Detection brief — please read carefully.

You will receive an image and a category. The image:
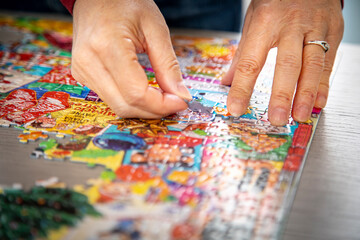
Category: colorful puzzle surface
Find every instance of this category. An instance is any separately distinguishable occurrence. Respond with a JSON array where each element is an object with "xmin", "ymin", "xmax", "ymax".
[{"xmin": 0, "ymin": 16, "xmax": 323, "ymax": 240}]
